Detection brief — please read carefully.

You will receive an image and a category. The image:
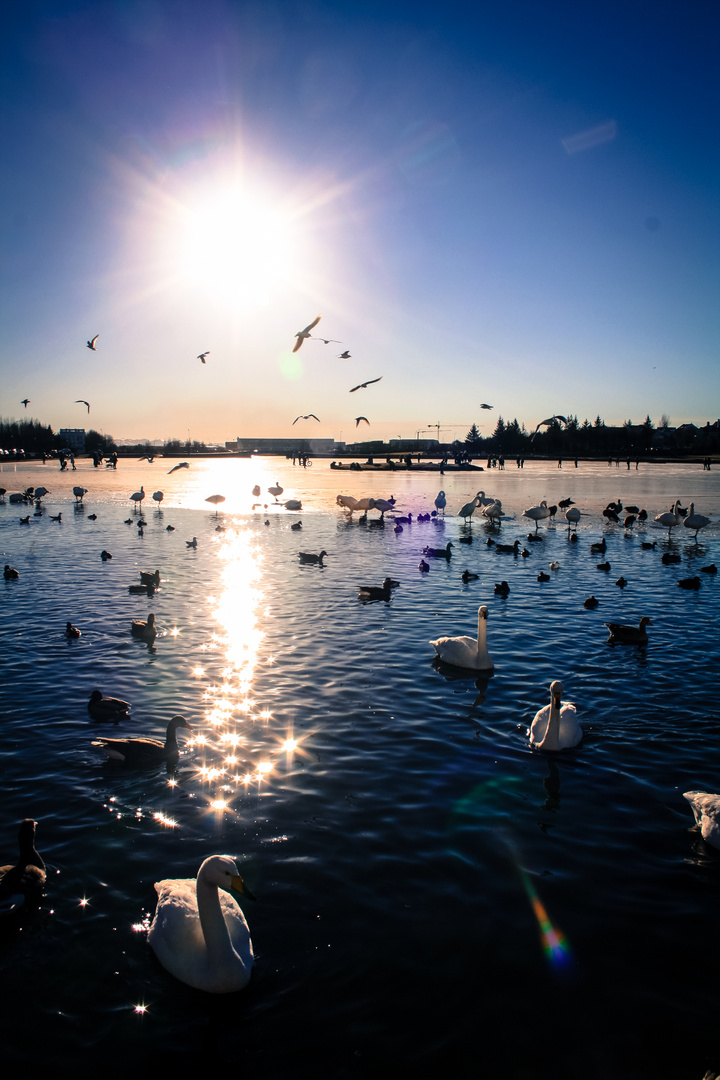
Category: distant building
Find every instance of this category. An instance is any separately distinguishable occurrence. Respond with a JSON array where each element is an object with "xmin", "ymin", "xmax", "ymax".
[
  {"xmin": 226, "ymin": 437, "xmax": 338, "ymax": 455},
  {"xmin": 58, "ymin": 428, "xmax": 86, "ymax": 452}
]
